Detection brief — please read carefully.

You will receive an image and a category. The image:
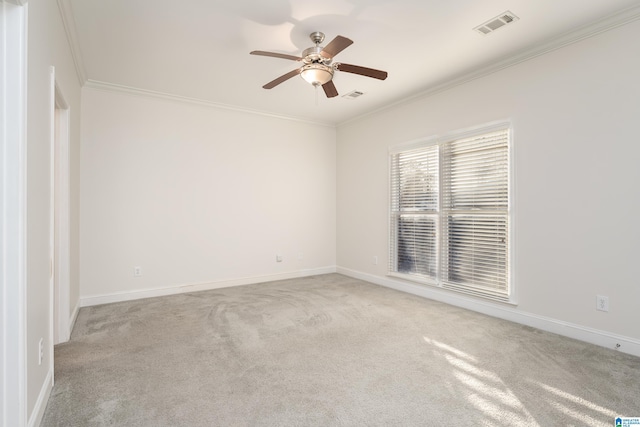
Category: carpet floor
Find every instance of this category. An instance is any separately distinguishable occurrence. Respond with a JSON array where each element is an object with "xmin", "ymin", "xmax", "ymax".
[{"xmin": 42, "ymin": 274, "xmax": 640, "ymax": 426}]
